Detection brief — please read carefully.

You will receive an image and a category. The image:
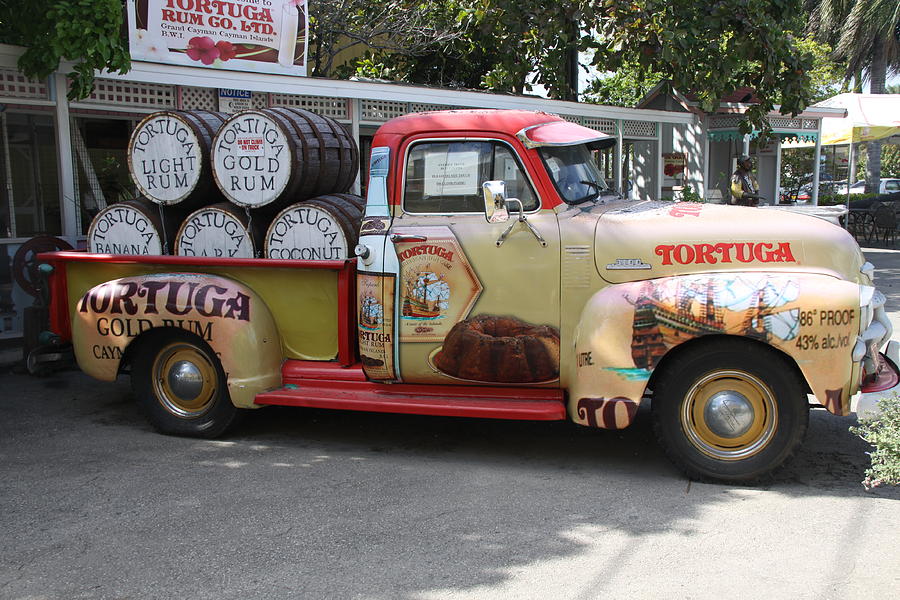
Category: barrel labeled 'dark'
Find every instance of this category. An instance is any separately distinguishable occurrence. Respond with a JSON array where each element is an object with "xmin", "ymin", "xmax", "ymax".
[
  {"xmin": 265, "ymin": 194, "xmax": 364, "ymax": 261},
  {"xmin": 128, "ymin": 110, "xmax": 227, "ymax": 208},
  {"xmin": 87, "ymin": 198, "xmax": 176, "ymax": 255},
  {"xmin": 211, "ymin": 107, "xmax": 359, "ymax": 211},
  {"xmin": 174, "ymin": 203, "xmax": 261, "ymax": 259}
]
